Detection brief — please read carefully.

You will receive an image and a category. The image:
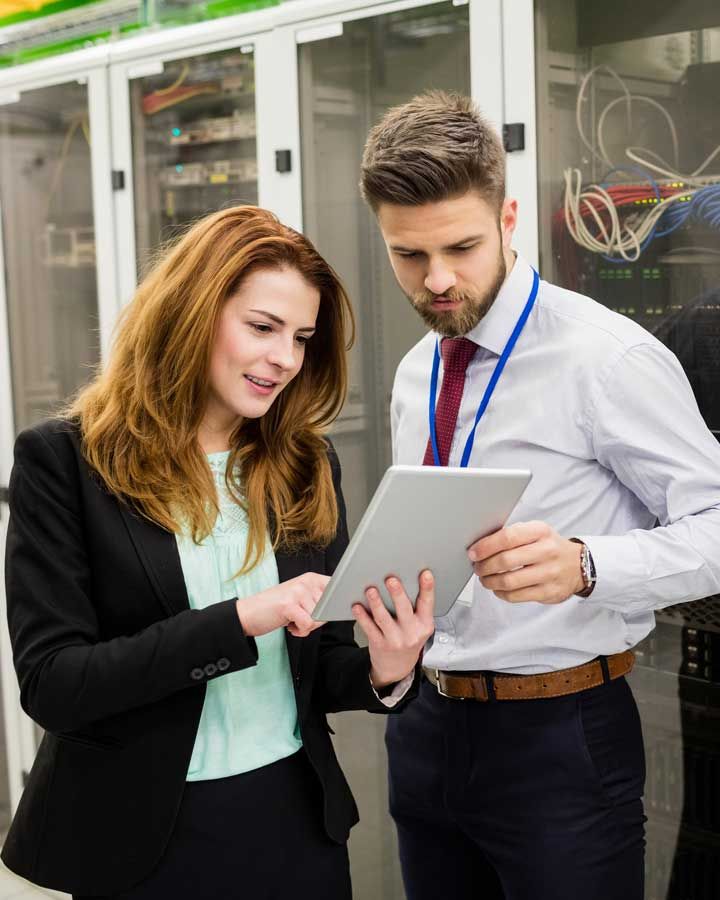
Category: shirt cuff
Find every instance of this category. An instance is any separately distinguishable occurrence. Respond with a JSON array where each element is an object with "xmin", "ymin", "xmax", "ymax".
[
  {"xmin": 369, "ymin": 671, "xmax": 415, "ymax": 708},
  {"xmin": 575, "ymin": 533, "xmax": 647, "ymax": 609}
]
